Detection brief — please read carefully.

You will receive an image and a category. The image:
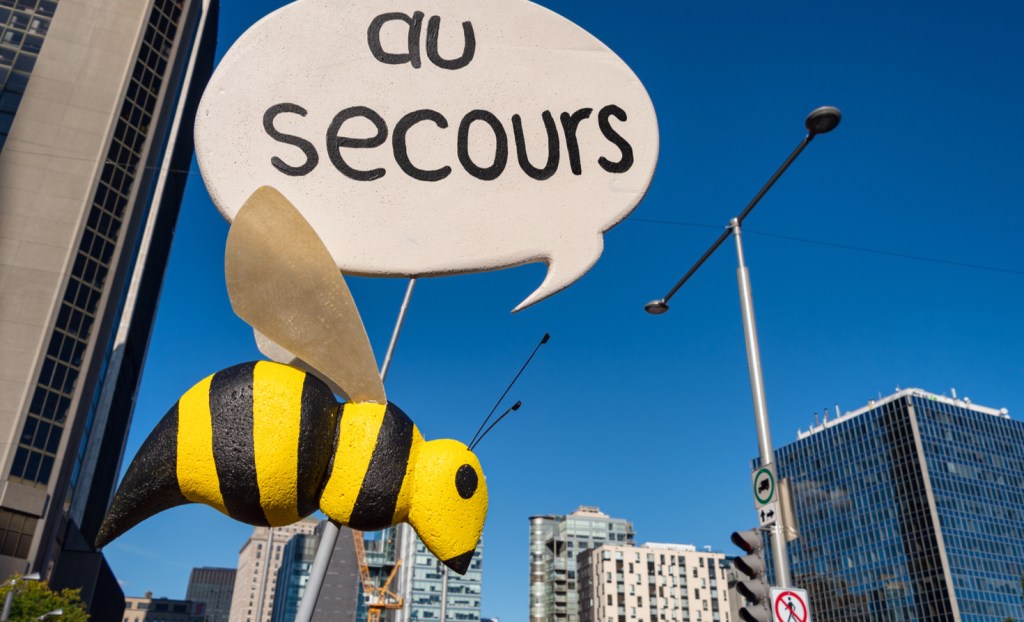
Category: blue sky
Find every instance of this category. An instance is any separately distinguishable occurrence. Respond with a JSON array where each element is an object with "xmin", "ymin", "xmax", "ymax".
[{"xmin": 103, "ymin": 0, "xmax": 1024, "ymax": 619}]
